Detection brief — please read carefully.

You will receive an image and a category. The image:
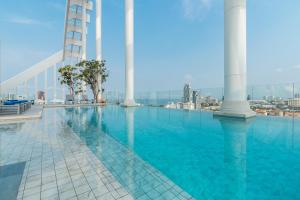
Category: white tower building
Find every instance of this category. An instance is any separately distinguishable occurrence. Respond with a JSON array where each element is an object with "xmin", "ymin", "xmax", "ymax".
[
  {"xmin": 215, "ymin": 0, "xmax": 255, "ymax": 118},
  {"xmin": 123, "ymin": 0, "xmax": 137, "ymax": 107},
  {"xmin": 63, "ymin": 0, "xmax": 93, "ymax": 60},
  {"xmin": 0, "ymin": 0, "xmax": 94, "ymax": 100}
]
